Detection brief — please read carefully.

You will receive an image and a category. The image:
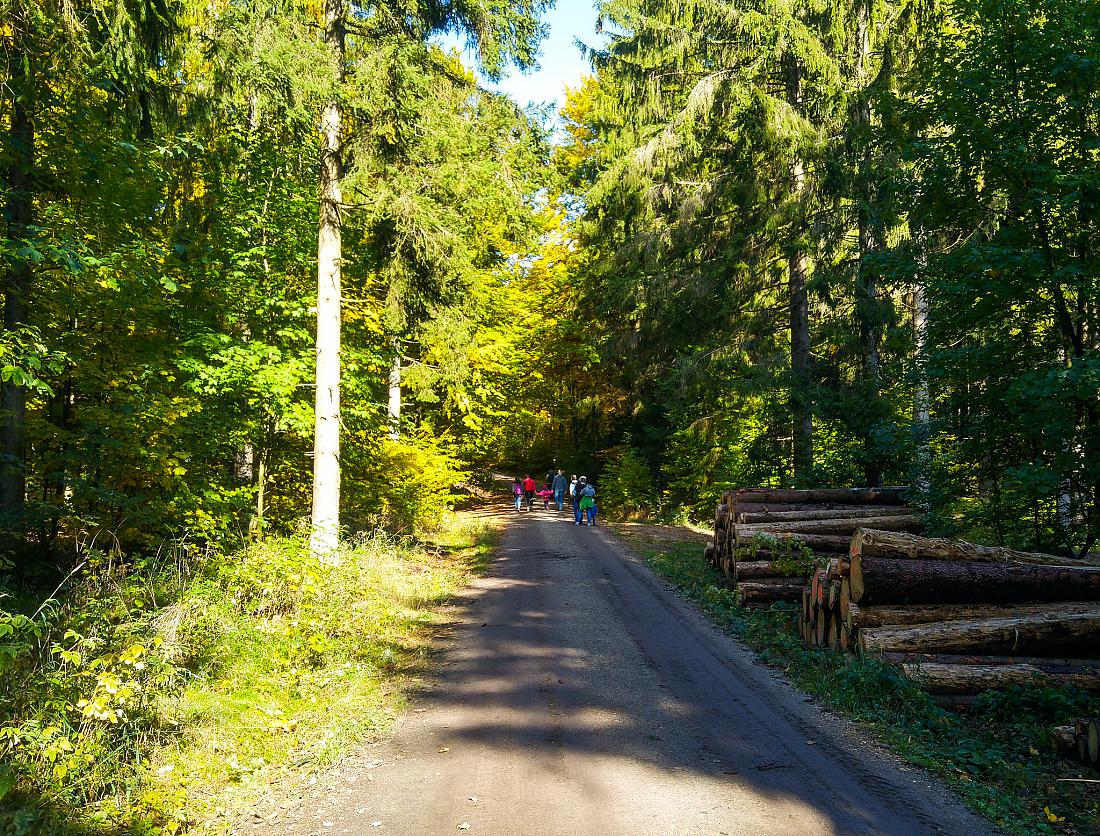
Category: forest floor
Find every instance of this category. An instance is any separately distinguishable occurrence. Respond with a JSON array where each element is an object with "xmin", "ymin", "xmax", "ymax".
[{"xmin": 253, "ymin": 504, "xmax": 990, "ymax": 836}]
